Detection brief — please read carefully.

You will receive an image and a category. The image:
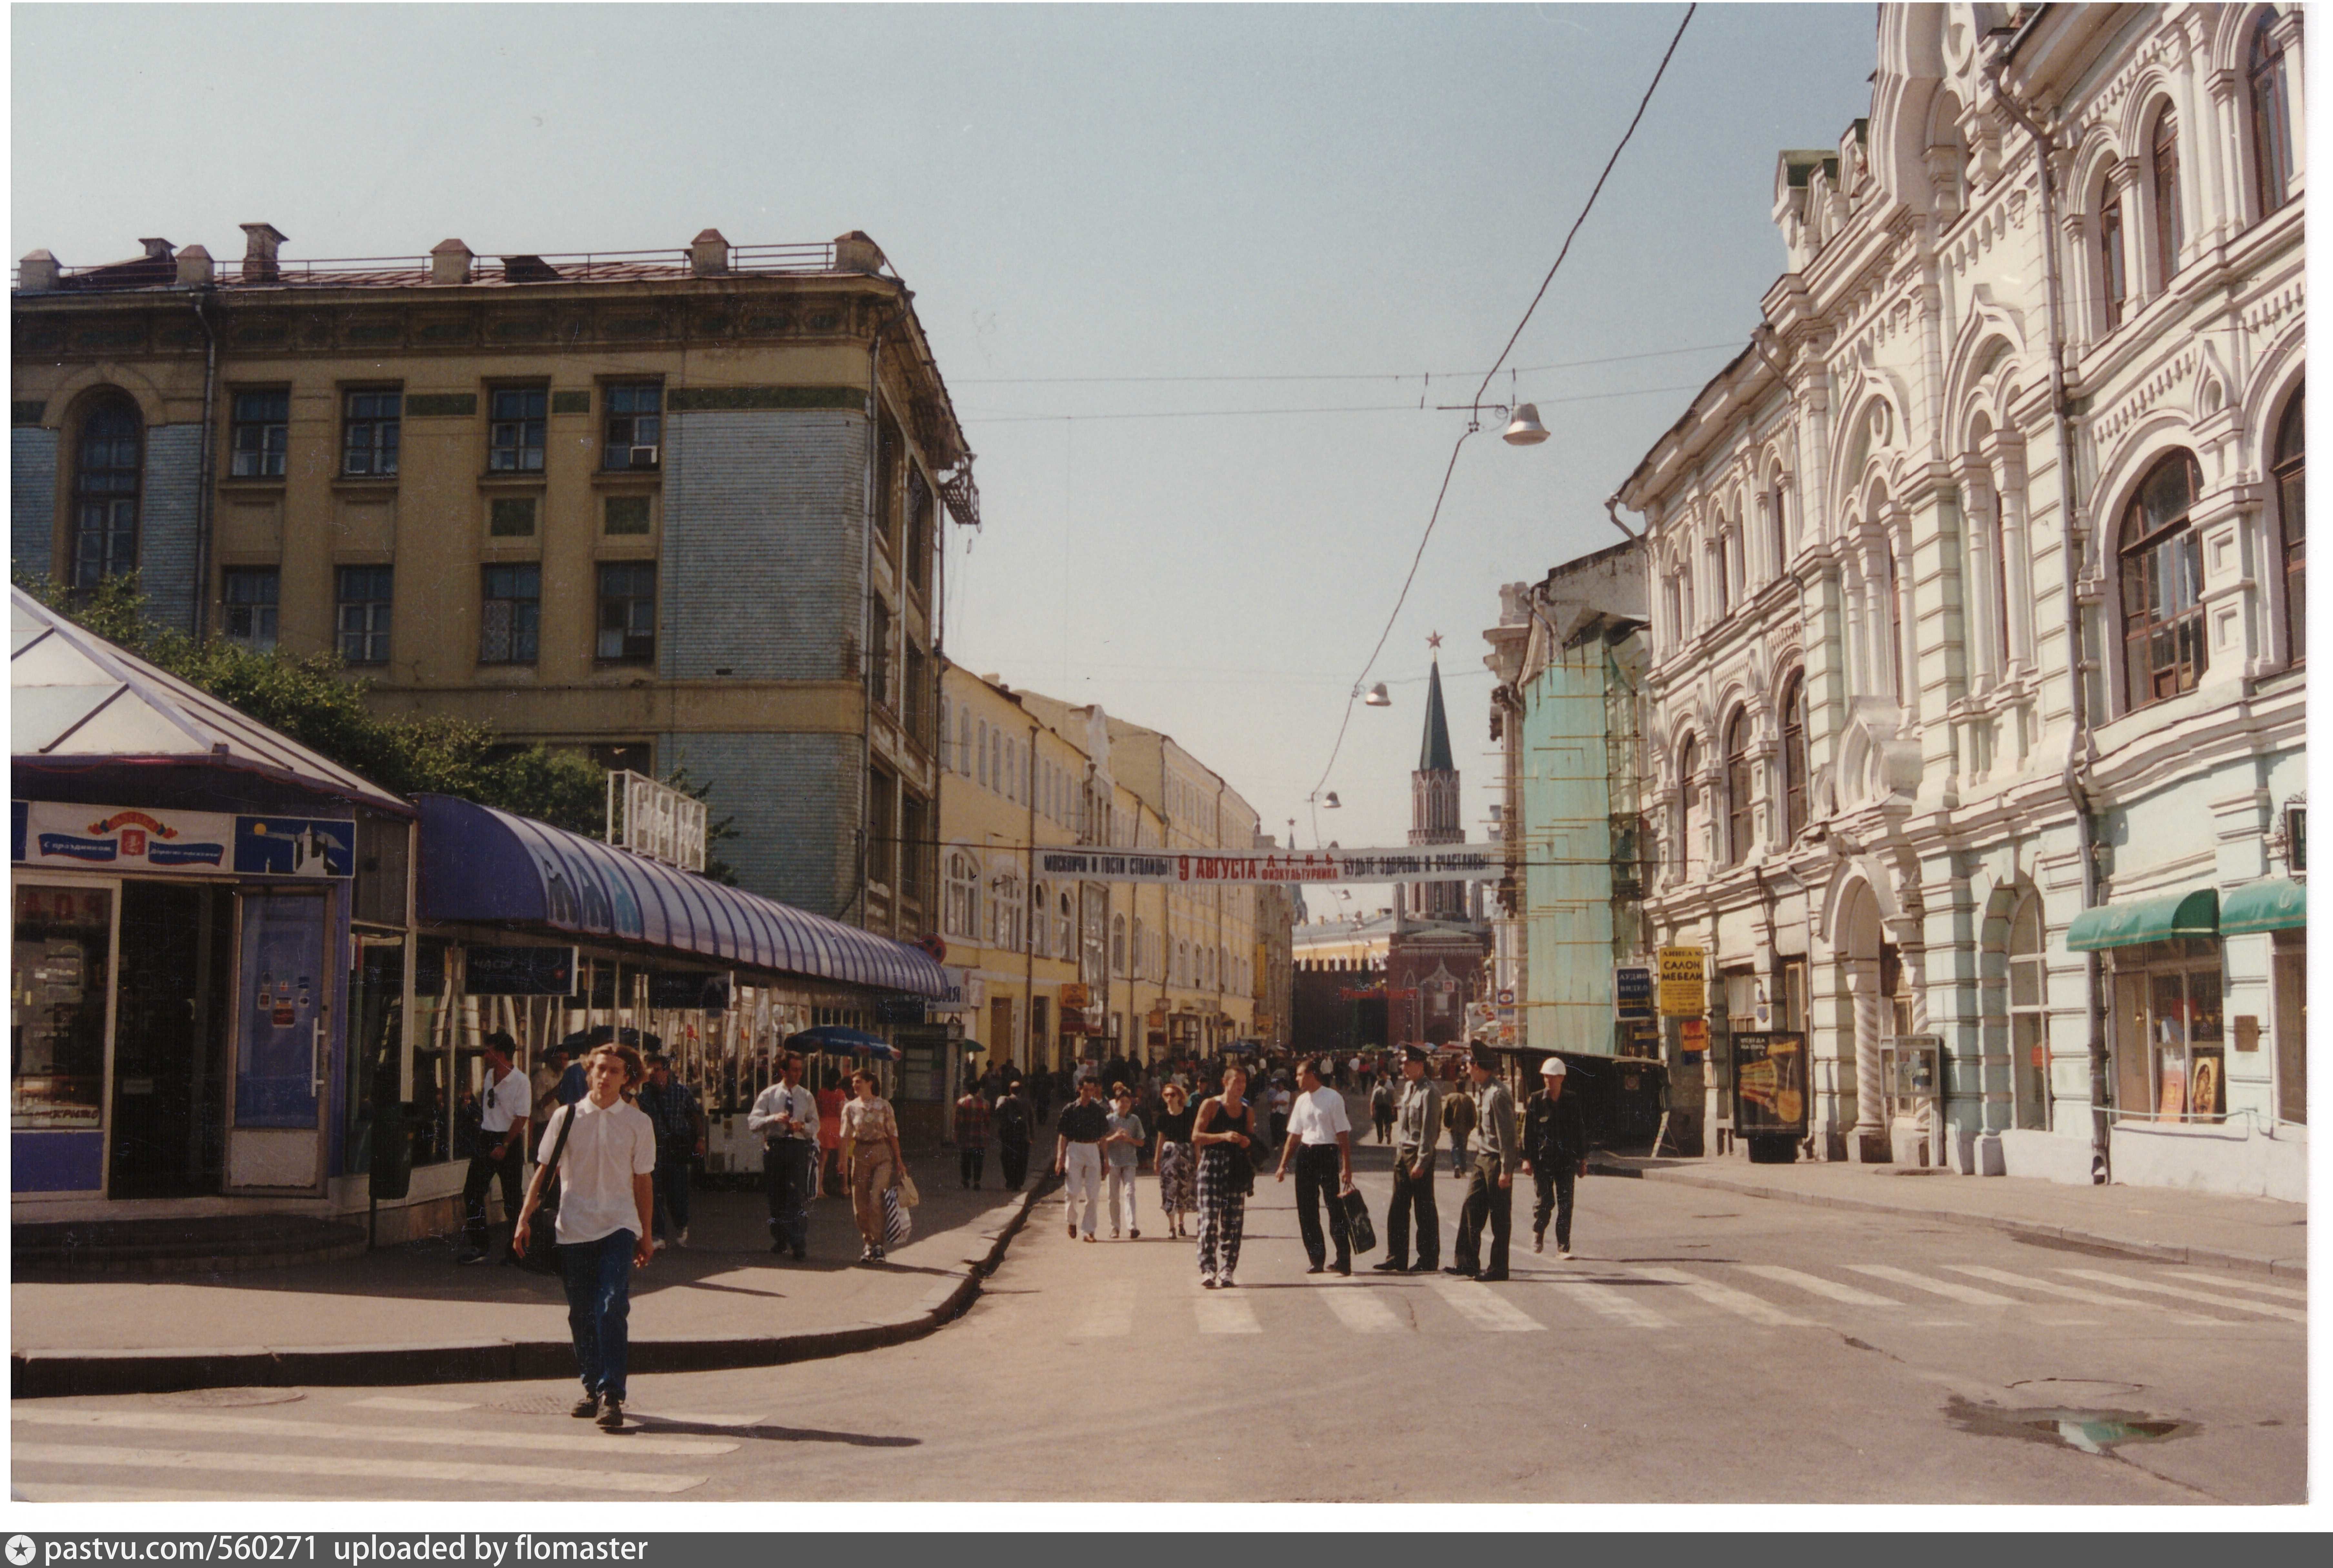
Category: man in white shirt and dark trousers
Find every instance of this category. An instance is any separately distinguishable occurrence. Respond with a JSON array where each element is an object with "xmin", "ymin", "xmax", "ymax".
[
  {"xmin": 1274, "ymin": 1057, "xmax": 1354, "ymax": 1275},
  {"xmin": 747, "ymin": 1052, "xmax": 819, "ymax": 1260},
  {"xmin": 514, "ymin": 1042, "xmax": 658, "ymax": 1433},
  {"xmin": 457, "ymin": 1033, "xmax": 532, "ymax": 1265}
]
